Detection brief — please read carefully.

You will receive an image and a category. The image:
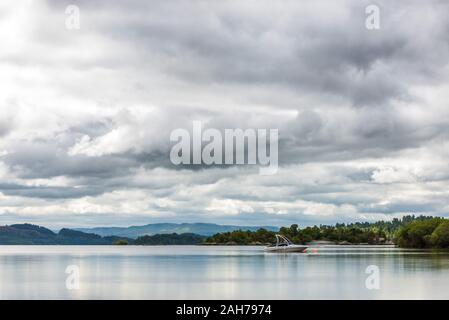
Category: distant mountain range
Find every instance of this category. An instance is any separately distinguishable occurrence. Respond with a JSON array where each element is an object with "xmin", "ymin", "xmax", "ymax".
[
  {"xmin": 0, "ymin": 223, "xmax": 278, "ymax": 245},
  {"xmin": 75, "ymin": 223, "xmax": 279, "ymax": 239},
  {"xmin": 0, "ymin": 224, "xmax": 132, "ymax": 245}
]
